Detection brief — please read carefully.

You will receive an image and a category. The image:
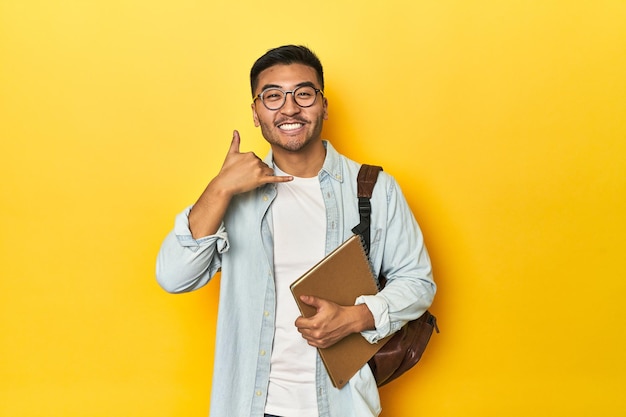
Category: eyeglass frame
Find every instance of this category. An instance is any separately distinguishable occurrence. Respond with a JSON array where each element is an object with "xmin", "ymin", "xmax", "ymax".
[{"xmin": 252, "ymin": 84, "xmax": 324, "ymax": 111}]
